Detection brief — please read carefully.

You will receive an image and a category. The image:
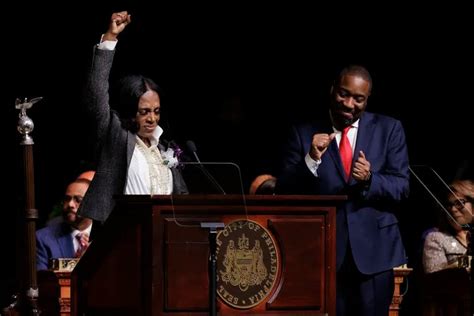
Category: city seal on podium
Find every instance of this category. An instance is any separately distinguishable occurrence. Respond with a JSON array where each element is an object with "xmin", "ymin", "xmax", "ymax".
[{"xmin": 216, "ymin": 219, "xmax": 279, "ymax": 309}]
